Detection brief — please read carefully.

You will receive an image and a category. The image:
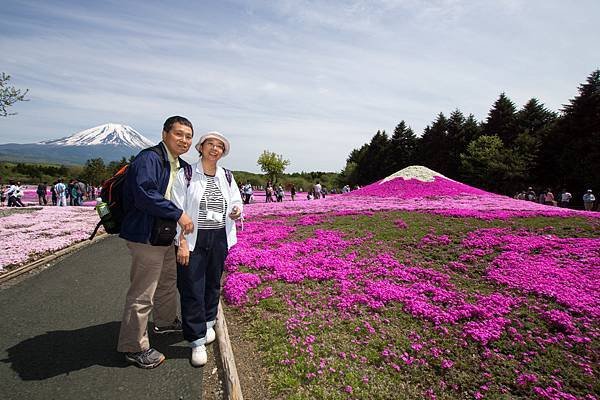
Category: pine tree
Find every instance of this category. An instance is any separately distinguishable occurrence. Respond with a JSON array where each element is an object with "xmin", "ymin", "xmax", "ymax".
[
  {"xmin": 446, "ymin": 109, "xmax": 468, "ymax": 178},
  {"xmin": 415, "ymin": 113, "xmax": 450, "ymax": 174},
  {"xmin": 514, "ymin": 98, "xmax": 557, "ymax": 188},
  {"xmin": 482, "ymin": 93, "xmax": 518, "ymax": 145},
  {"xmin": 516, "ymin": 98, "xmax": 557, "ymax": 137},
  {"xmin": 463, "ymin": 114, "xmax": 481, "ymax": 144},
  {"xmin": 340, "ymin": 144, "xmax": 368, "ymax": 186},
  {"xmin": 355, "ymin": 130, "xmax": 390, "ymax": 185},
  {"xmin": 386, "ymin": 121, "xmax": 417, "ymax": 175}
]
